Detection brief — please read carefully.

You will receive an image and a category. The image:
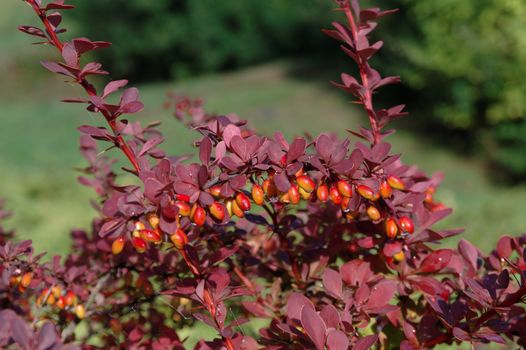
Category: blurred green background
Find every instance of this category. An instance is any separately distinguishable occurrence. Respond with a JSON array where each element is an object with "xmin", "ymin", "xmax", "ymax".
[{"xmin": 1, "ymin": 0, "xmax": 526, "ymax": 260}]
